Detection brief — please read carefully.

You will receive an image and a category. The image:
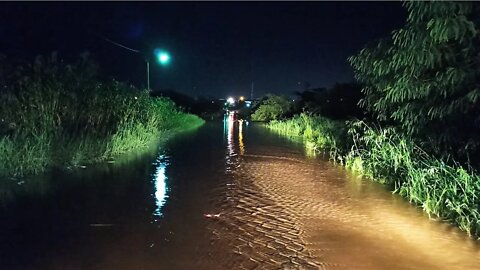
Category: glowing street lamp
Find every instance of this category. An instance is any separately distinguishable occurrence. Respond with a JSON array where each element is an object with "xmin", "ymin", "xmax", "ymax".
[
  {"xmin": 154, "ymin": 49, "xmax": 171, "ymax": 66},
  {"xmin": 146, "ymin": 49, "xmax": 172, "ymax": 90},
  {"xmin": 96, "ymin": 35, "xmax": 173, "ymax": 91},
  {"xmin": 227, "ymin": 97, "xmax": 235, "ymax": 104}
]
